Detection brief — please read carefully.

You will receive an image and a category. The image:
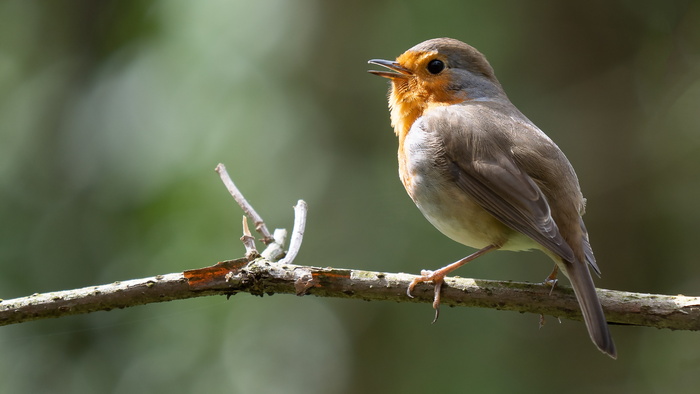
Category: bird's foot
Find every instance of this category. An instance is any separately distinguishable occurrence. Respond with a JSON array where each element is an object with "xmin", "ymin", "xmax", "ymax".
[
  {"xmin": 408, "ymin": 269, "xmax": 447, "ymax": 323},
  {"xmin": 544, "ymin": 277, "xmax": 558, "ymax": 295},
  {"xmin": 405, "ymin": 245, "xmax": 500, "ymax": 324},
  {"xmin": 543, "ymin": 265, "xmax": 559, "ymax": 295}
]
